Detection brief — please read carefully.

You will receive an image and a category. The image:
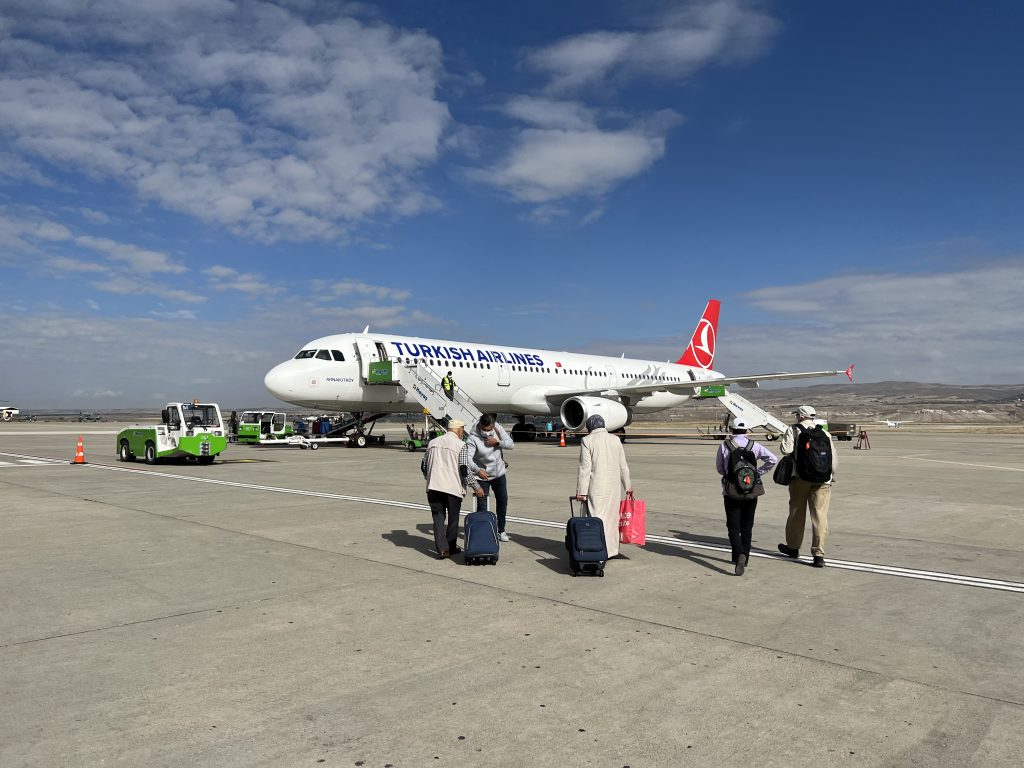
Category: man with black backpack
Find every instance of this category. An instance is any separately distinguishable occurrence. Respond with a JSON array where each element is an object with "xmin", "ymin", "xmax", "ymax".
[
  {"xmin": 716, "ymin": 416, "xmax": 777, "ymax": 576},
  {"xmin": 778, "ymin": 405, "xmax": 837, "ymax": 568}
]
